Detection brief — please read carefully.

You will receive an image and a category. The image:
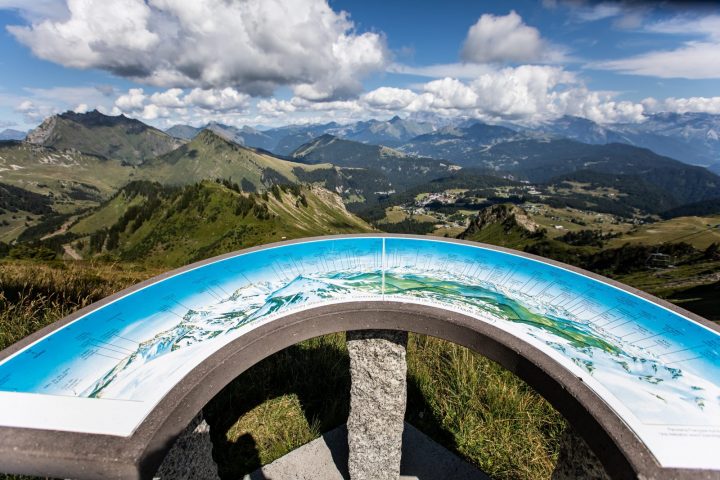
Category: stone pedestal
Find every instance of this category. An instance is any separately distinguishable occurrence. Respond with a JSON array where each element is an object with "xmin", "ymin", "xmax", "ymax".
[
  {"xmin": 346, "ymin": 330, "xmax": 409, "ymax": 480},
  {"xmin": 551, "ymin": 427, "xmax": 610, "ymax": 480},
  {"xmin": 154, "ymin": 412, "xmax": 220, "ymax": 480}
]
